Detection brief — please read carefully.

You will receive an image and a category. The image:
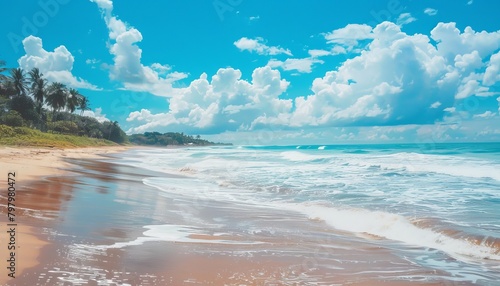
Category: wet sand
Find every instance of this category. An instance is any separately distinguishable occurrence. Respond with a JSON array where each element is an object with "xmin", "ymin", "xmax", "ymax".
[
  {"xmin": 0, "ymin": 146, "xmax": 132, "ymax": 285},
  {"xmin": 0, "ymin": 147, "xmax": 479, "ymax": 285}
]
